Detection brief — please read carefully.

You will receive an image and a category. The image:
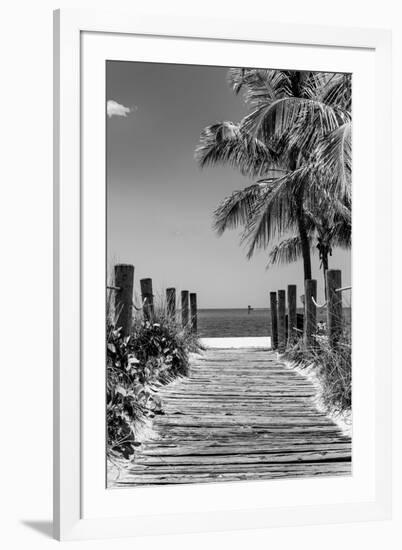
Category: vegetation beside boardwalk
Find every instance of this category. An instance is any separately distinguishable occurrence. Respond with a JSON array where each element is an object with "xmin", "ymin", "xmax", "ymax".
[
  {"xmin": 107, "ymin": 304, "xmax": 200, "ymax": 464},
  {"xmin": 284, "ymin": 326, "xmax": 351, "ymax": 415}
]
